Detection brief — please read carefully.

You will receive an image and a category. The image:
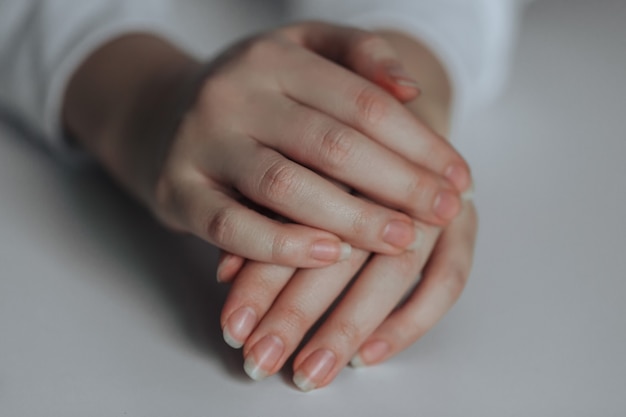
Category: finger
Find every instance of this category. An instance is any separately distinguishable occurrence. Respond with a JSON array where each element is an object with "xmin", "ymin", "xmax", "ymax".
[
  {"xmin": 164, "ymin": 174, "xmax": 352, "ymax": 267},
  {"xmin": 288, "ymin": 225, "xmax": 441, "ymax": 391},
  {"xmin": 351, "ymin": 203, "xmax": 478, "ymax": 368},
  {"xmin": 281, "ymin": 22, "xmax": 420, "ymax": 102},
  {"xmin": 216, "ymin": 251, "xmax": 245, "ymax": 283},
  {"xmin": 236, "ymin": 248, "xmax": 370, "ymax": 381},
  {"xmin": 276, "ymin": 42, "xmax": 472, "ymax": 192},
  {"xmin": 221, "ymin": 262, "xmax": 297, "ymax": 349},
  {"xmin": 248, "ymin": 93, "xmax": 462, "ymax": 225},
  {"xmin": 205, "ymin": 135, "xmax": 422, "ymax": 254}
]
